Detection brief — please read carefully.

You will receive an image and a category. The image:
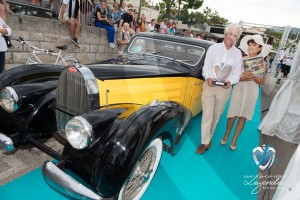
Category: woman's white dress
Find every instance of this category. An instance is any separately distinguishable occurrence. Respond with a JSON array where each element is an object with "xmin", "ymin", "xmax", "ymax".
[{"xmin": 227, "ymin": 75, "xmax": 259, "ymax": 120}]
